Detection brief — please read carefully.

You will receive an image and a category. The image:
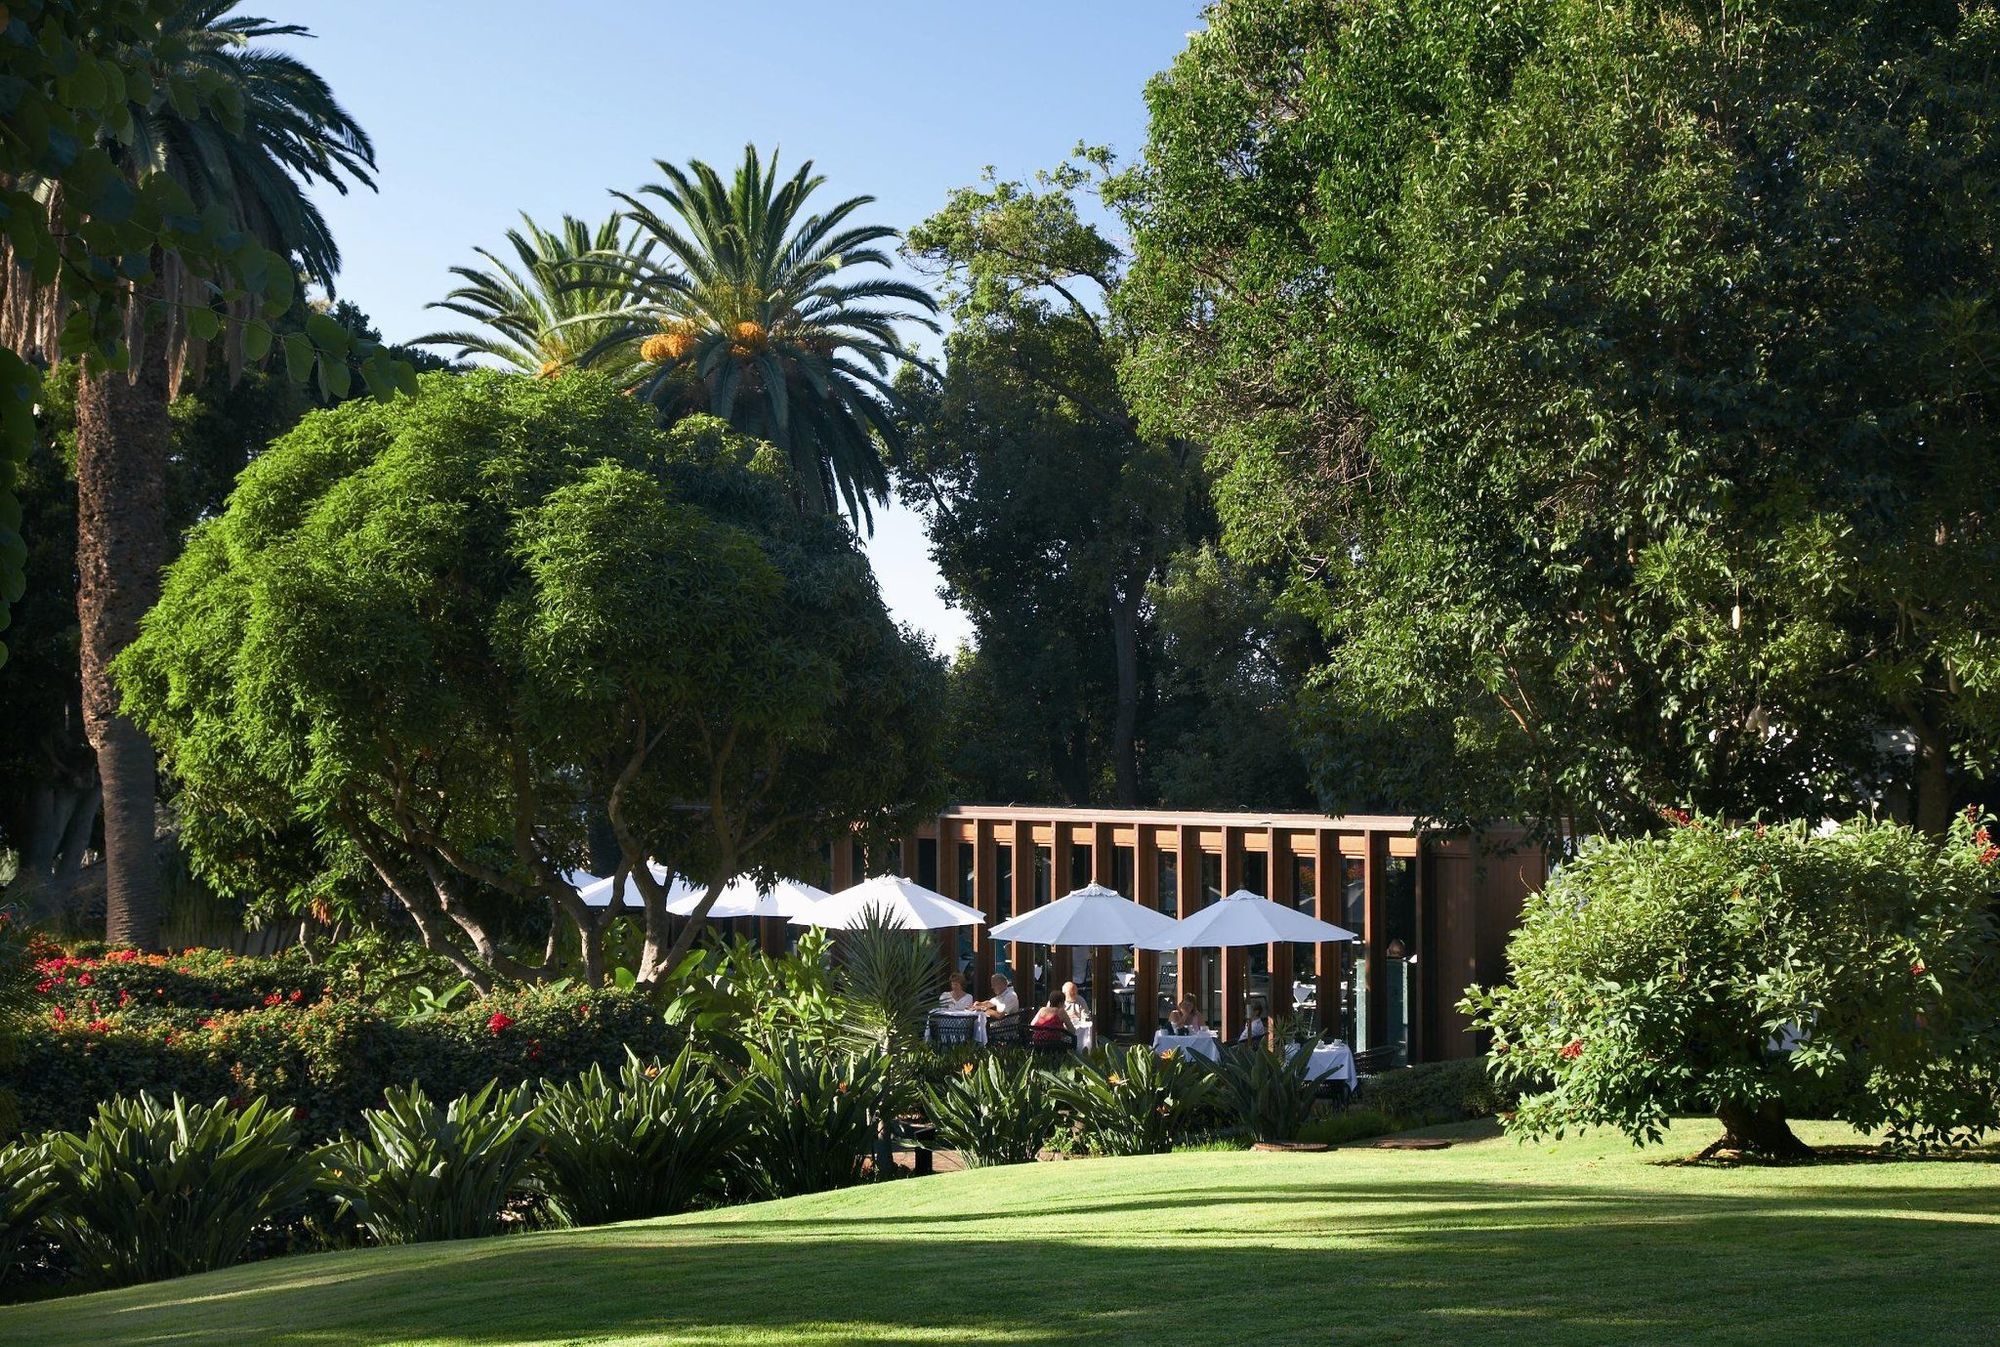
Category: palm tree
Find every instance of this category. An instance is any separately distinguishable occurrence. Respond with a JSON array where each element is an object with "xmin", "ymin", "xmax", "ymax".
[
  {"xmin": 580, "ymin": 145, "xmax": 938, "ymax": 526},
  {"xmin": 418, "ymin": 213, "xmax": 644, "ymax": 377},
  {"xmin": 32, "ymin": 5, "xmax": 374, "ymax": 947}
]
